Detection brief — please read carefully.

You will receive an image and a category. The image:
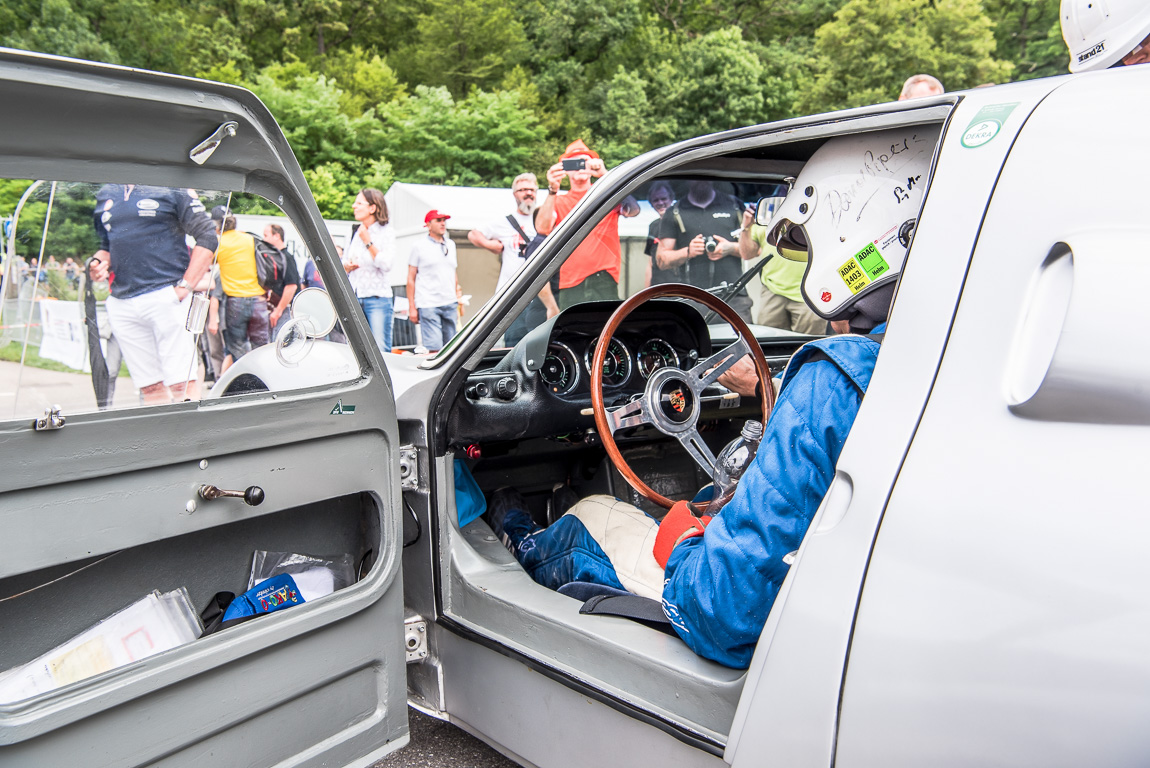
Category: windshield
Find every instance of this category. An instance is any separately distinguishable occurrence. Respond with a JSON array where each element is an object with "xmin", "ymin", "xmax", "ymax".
[{"xmin": 441, "ymin": 175, "xmax": 817, "ymax": 355}]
